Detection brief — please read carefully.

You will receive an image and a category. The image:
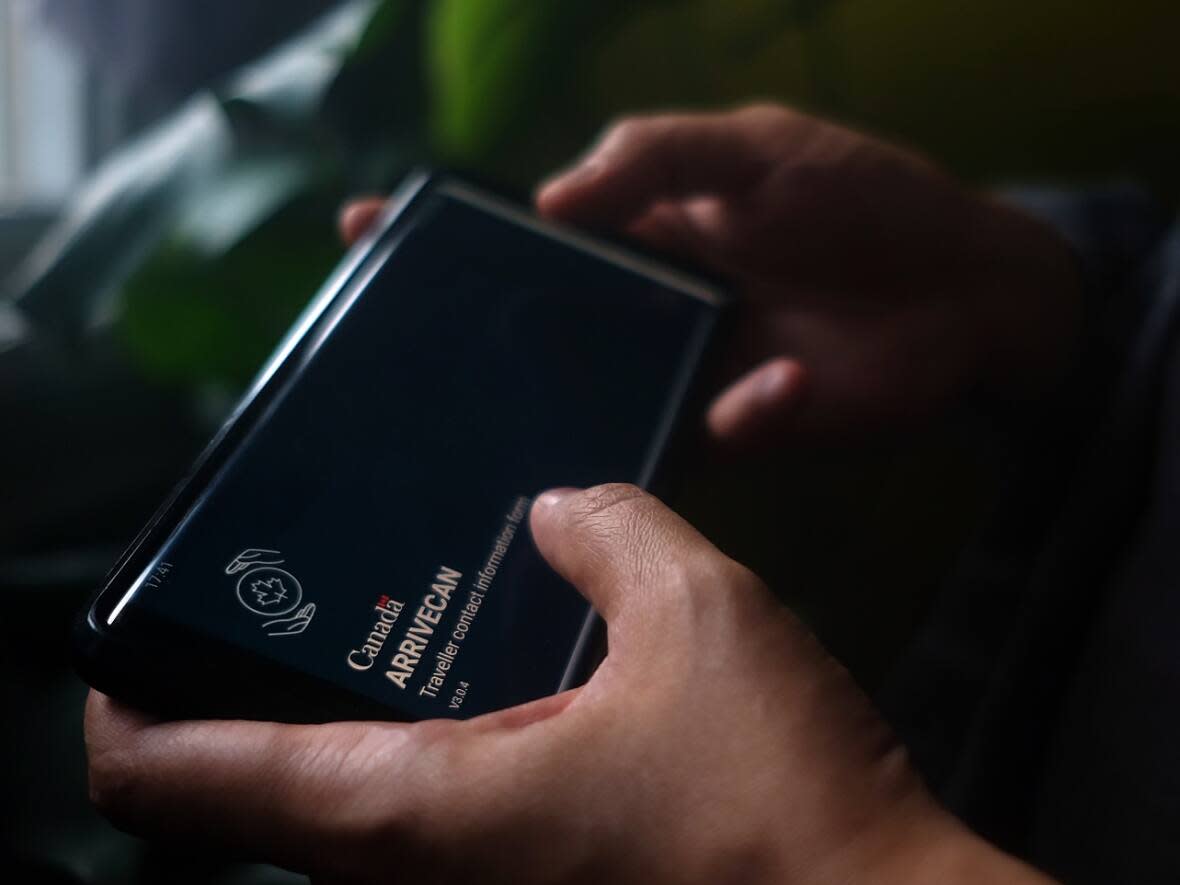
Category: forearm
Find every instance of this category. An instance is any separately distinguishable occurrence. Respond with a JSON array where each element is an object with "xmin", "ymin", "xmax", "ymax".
[{"xmin": 976, "ymin": 187, "xmax": 1175, "ymax": 406}]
